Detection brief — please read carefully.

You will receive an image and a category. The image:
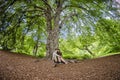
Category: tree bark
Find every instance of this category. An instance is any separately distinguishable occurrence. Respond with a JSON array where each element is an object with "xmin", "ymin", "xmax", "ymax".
[
  {"xmin": 45, "ymin": 0, "xmax": 63, "ymax": 59},
  {"xmin": 45, "ymin": 15, "xmax": 60, "ymax": 59}
]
